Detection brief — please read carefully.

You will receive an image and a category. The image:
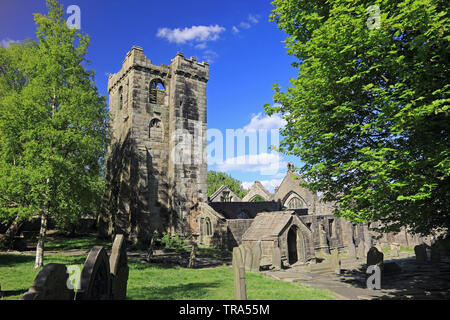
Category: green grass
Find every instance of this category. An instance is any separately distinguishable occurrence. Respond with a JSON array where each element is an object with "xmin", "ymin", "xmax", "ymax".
[
  {"xmin": 44, "ymin": 235, "xmax": 111, "ymax": 251},
  {"xmin": 0, "ymin": 253, "xmax": 336, "ymax": 300}
]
